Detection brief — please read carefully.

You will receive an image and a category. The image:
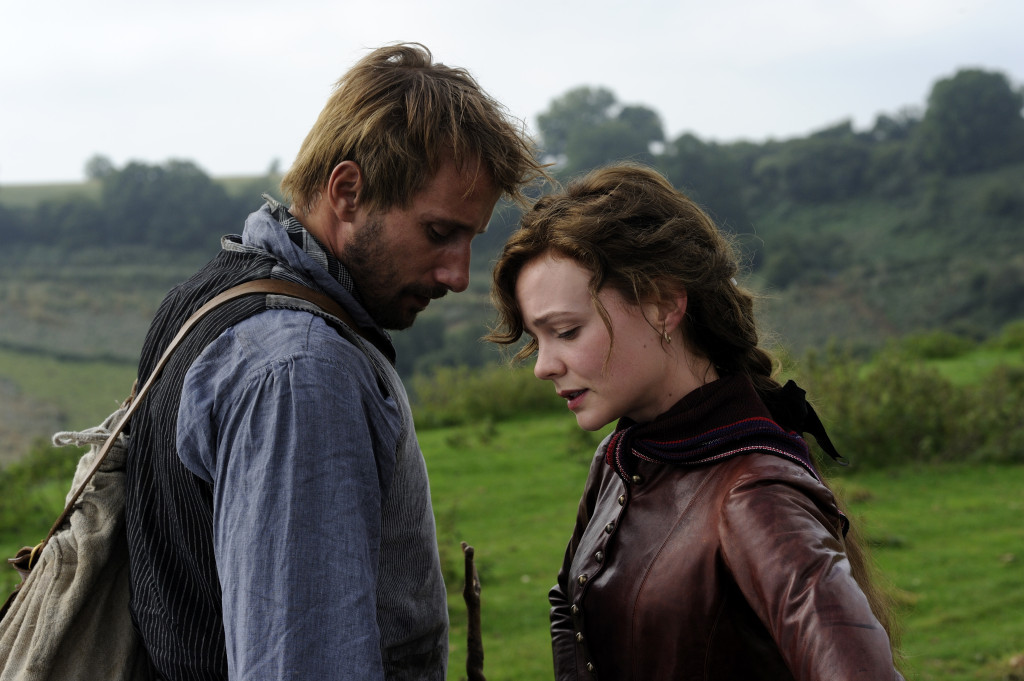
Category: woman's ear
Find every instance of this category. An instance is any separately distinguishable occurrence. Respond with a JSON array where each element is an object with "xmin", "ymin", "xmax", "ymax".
[
  {"xmin": 658, "ymin": 290, "xmax": 688, "ymax": 338},
  {"xmin": 326, "ymin": 160, "xmax": 363, "ymax": 222}
]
